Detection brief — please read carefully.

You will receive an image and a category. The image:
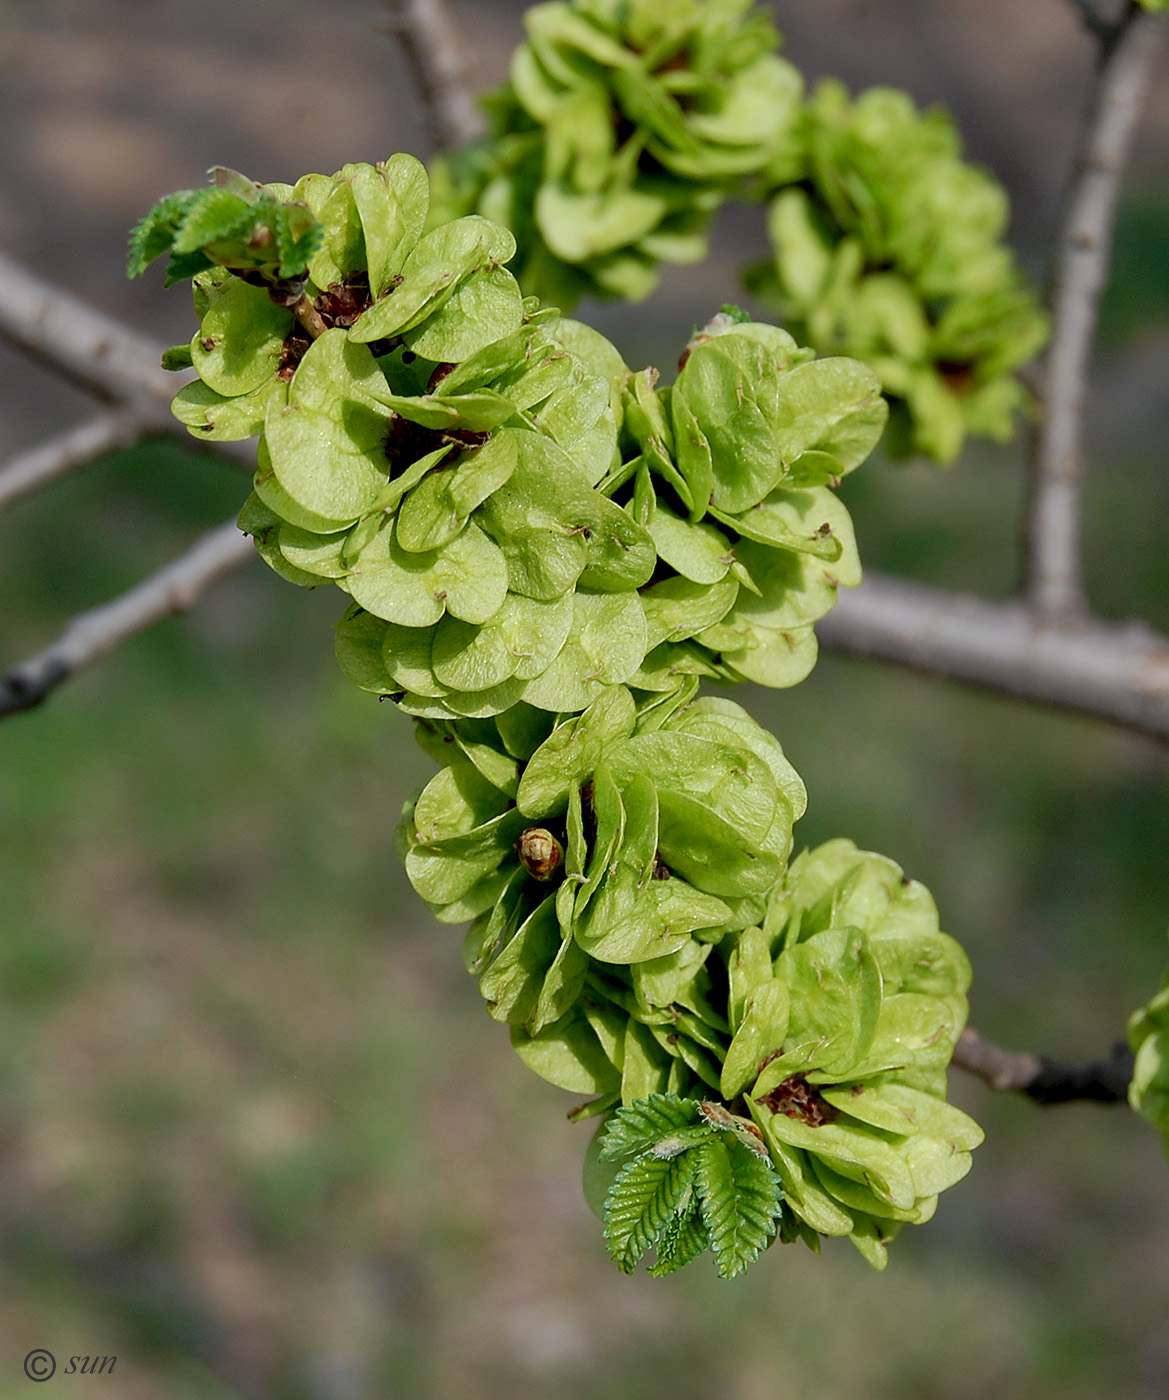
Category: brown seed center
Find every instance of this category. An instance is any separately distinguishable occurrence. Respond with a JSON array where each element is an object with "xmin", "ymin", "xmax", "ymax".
[{"xmin": 518, "ymin": 828, "xmax": 564, "ymax": 881}]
